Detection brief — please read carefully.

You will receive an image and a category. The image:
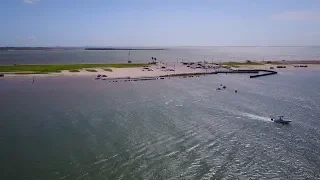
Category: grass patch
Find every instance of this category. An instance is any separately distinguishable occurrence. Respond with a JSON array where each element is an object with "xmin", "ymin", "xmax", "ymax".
[
  {"xmin": 69, "ymin": 69, "xmax": 80, "ymax": 72},
  {"xmin": 14, "ymin": 72, "xmax": 49, "ymax": 75},
  {"xmin": 0, "ymin": 63, "xmax": 147, "ymax": 73},
  {"xmin": 85, "ymin": 69, "xmax": 97, "ymax": 72},
  {"xmin": 104, "ymin": 68, "xmax": 113, "ymax": 72}
]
